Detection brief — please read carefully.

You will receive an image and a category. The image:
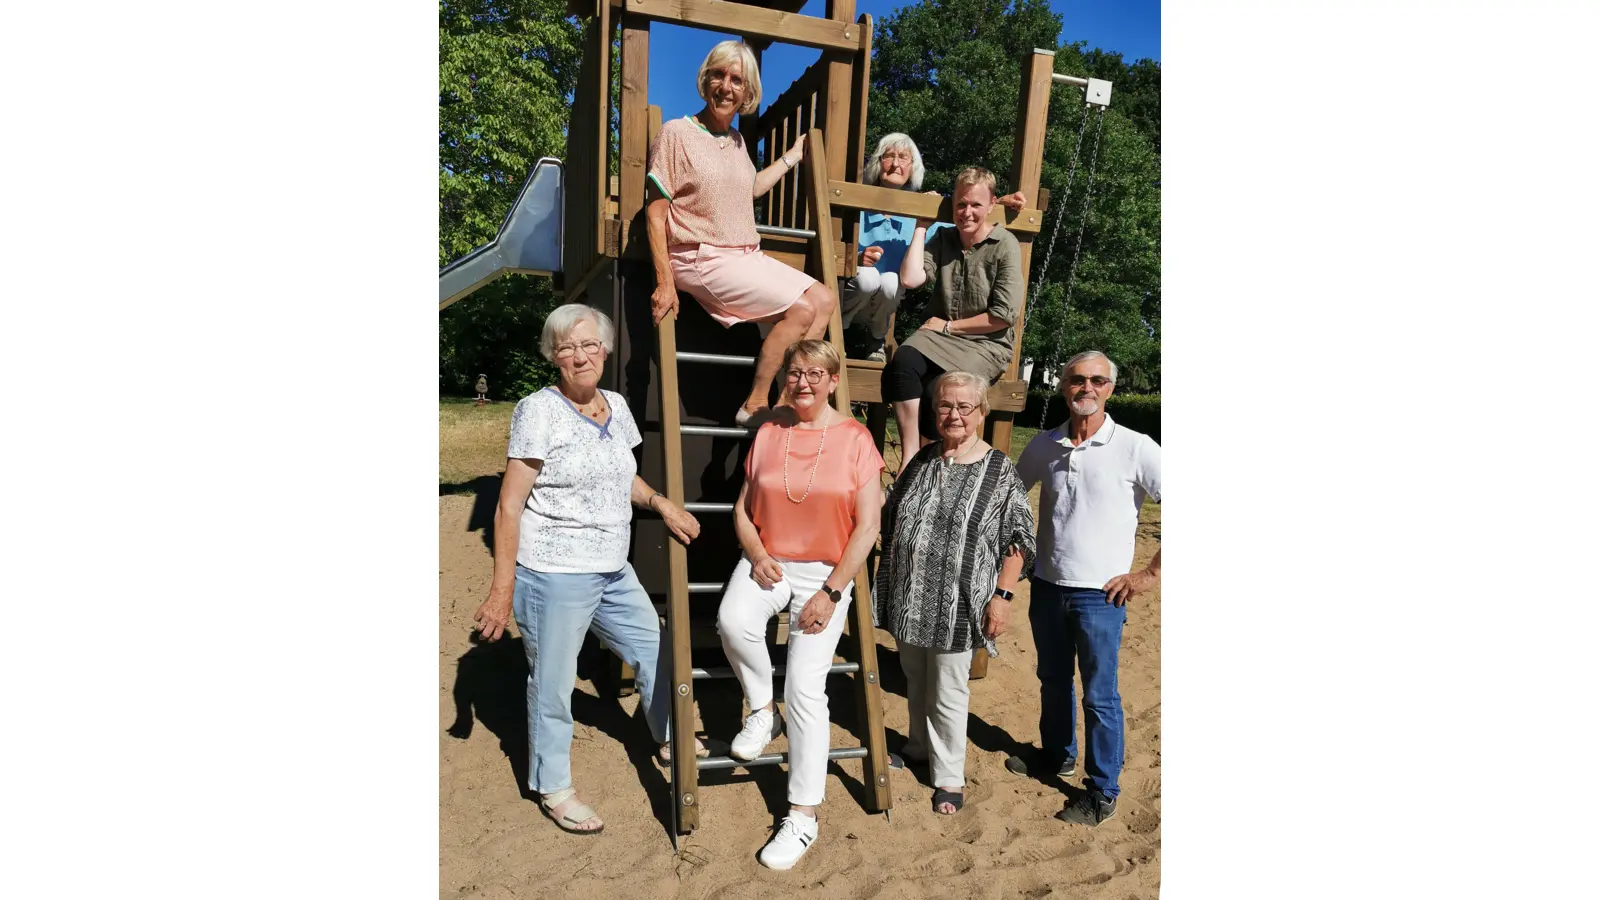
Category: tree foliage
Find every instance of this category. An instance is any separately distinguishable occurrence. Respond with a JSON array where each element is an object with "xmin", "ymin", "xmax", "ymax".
[
  {"xmin": 870, "ymin": 0, "xmax": 1161, "ymax": 391},
  {"xmin": 438, "ymin": 0, "xmax": 579, "ymax": 398}
]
